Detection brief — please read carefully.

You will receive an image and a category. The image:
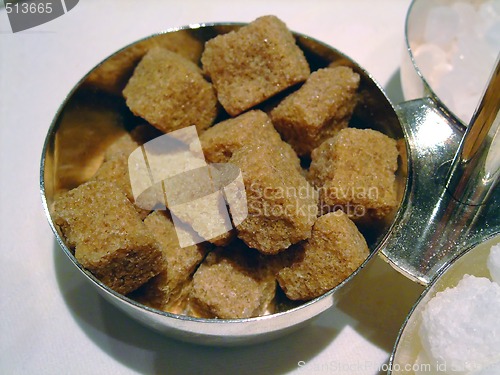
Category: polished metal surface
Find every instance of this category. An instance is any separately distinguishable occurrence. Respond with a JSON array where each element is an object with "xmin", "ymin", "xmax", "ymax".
[
  {"xmin": 445, "ymin": 58, "xmax": 500, "ymax": 206},
  {"xmin": 379, "ymin": 97, "xmax": 500, "ymax": 285},
  {"xmin": 40, "ymin": 24, "xmax": 407, "ymax": 345}
]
